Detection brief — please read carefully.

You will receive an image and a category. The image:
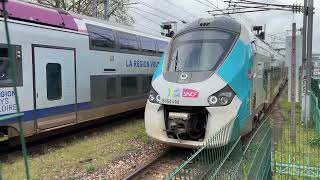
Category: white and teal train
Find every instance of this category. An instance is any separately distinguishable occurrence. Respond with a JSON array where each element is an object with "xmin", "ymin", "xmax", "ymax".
[{"xmin": 145, "ymin": 17, "xmax": 286, "ymax": 148}]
